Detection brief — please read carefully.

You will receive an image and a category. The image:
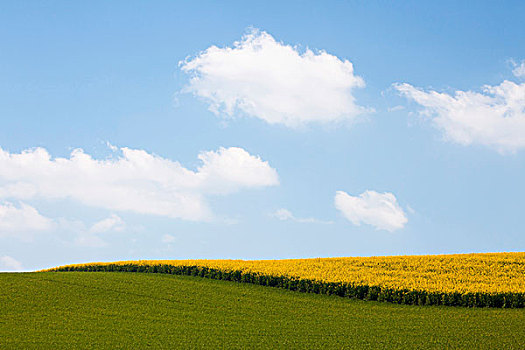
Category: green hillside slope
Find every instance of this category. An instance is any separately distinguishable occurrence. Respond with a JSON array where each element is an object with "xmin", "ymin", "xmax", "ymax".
[{"xmin": 1, "ymin": 272, "xmax": 524, "ymax": 349}]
